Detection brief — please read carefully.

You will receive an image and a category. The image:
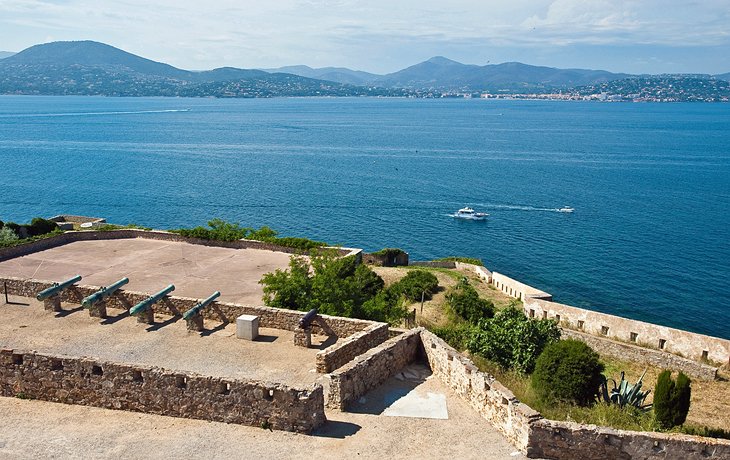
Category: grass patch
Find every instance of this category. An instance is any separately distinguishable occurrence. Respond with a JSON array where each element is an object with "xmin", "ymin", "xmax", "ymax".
[{"xmin": 433, "ymin": 256, "xmax": 484, "ymax": 266}]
